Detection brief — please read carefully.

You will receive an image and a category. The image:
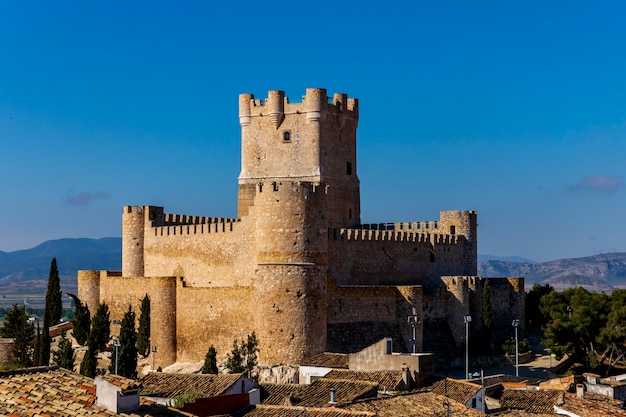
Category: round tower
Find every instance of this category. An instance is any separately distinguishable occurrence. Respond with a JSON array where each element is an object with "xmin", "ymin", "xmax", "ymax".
[
  {"xmin": 253, "ymin": 181, "xmax": 329, "ymax": 365},
  {"xmin": 77, "ymin": 270, "xmax": 101, "ymax": 317},
  {"xmin": 122, "ymin": 206, "xmax": 145, "ymax": 277}
]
